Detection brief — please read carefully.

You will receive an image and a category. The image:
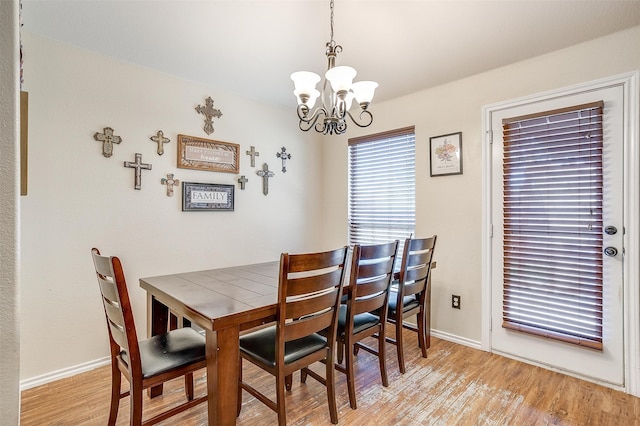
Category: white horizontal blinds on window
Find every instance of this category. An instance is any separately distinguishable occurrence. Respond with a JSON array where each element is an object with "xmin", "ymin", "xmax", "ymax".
[
  {"xmin": 502, "ymin": 101, "xmax": 604, "ymax": 350},
  {"xmin": 348, "ymin": 127, "xmax": 415, "ymax": 250}
]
